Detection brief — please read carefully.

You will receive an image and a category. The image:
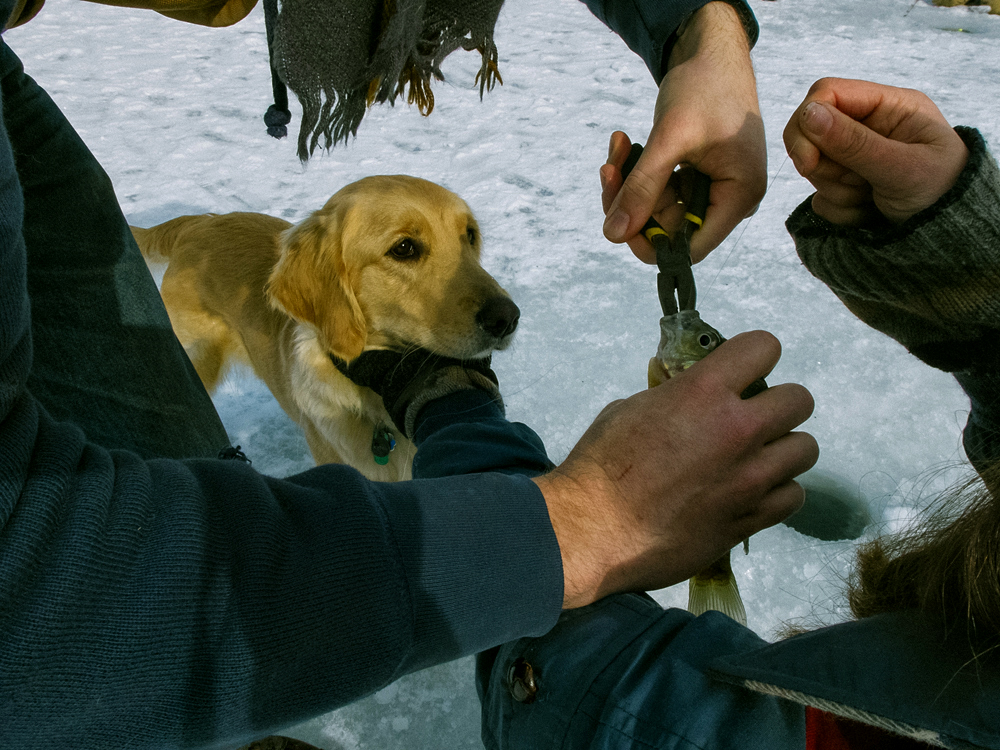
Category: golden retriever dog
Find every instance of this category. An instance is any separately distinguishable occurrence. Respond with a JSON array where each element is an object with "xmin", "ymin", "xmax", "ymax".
[{"xmin": 131, "ymin": 175, "xmax": 519, "ymax": 481}]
